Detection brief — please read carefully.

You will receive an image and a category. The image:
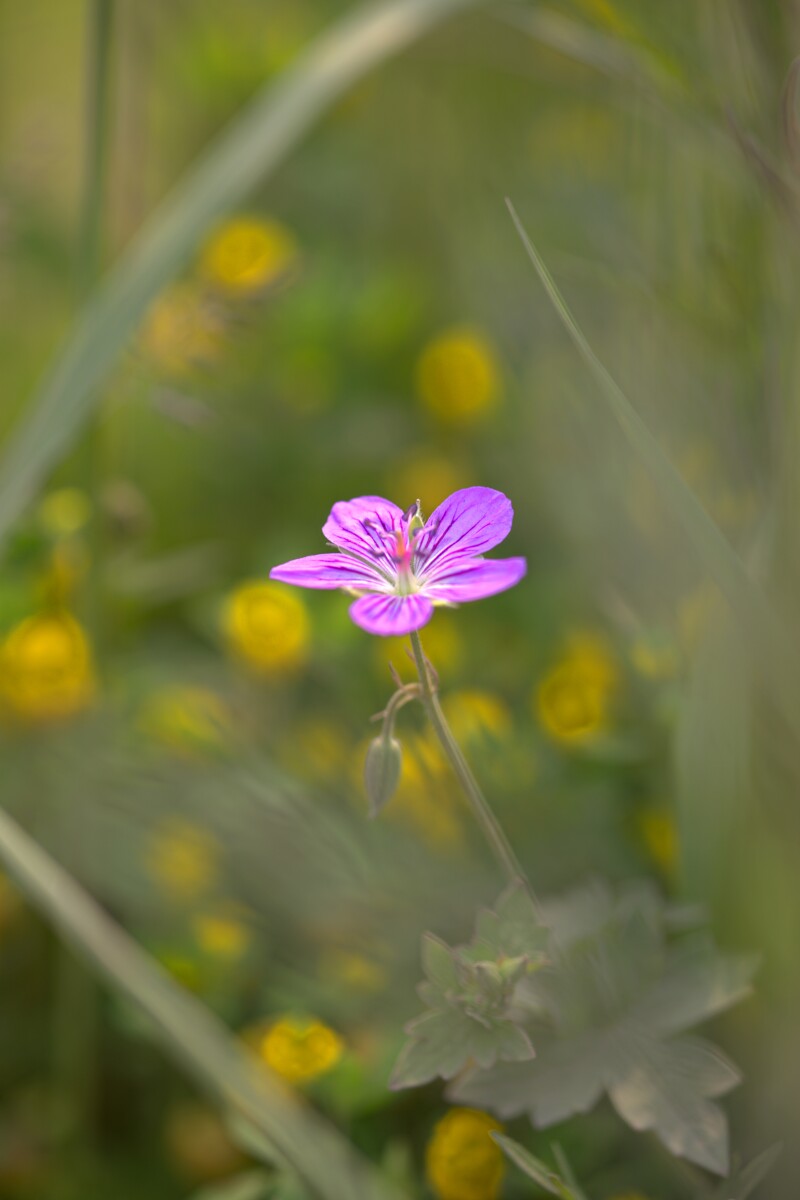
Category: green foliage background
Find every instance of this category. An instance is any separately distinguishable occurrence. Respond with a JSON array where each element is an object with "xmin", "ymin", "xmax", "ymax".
[{"xmin": 1, "ymin": 1, "xmax": 799, "ymax": 1197}]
